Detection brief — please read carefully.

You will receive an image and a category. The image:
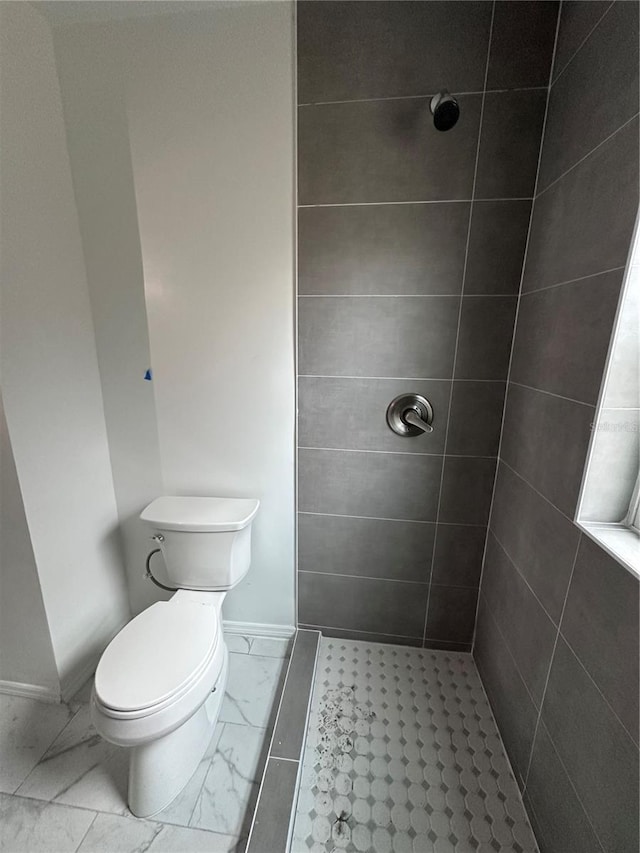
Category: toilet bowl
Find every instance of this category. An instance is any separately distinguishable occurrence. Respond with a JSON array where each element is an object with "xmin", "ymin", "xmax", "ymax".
[{"xmin": 91, "ymin": 496, "xmax": 259, "ymax": 817}]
